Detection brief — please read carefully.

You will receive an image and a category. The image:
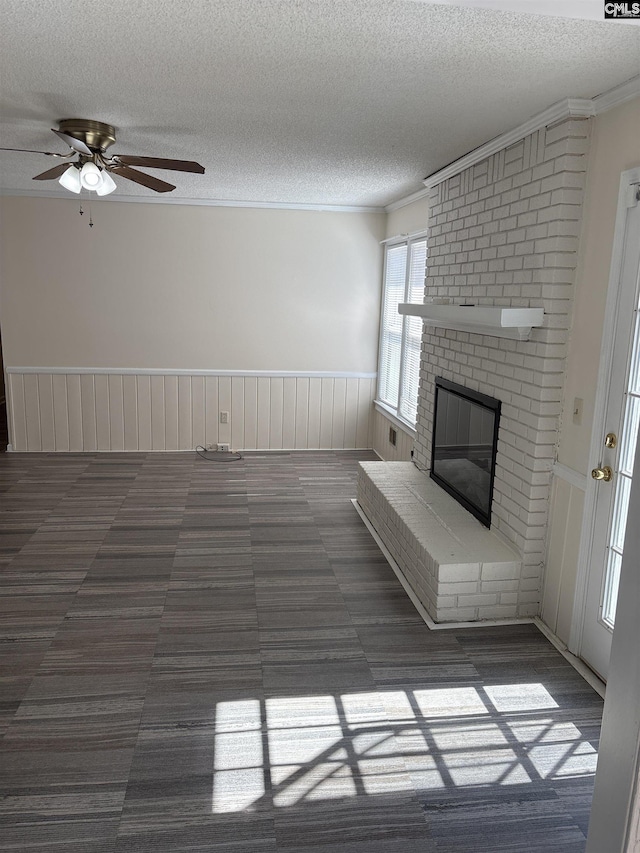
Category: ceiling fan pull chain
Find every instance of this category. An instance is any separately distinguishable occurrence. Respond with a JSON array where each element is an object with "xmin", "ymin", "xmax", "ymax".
[{"xmin": 89, "ymin": 200, "xmax": 94, "ymax": 228}]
